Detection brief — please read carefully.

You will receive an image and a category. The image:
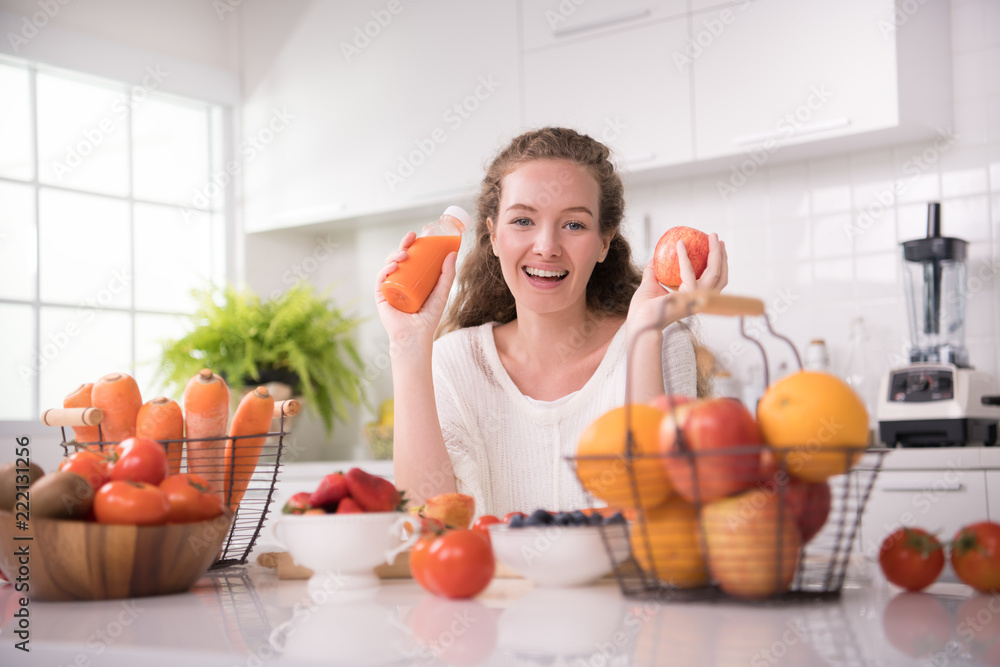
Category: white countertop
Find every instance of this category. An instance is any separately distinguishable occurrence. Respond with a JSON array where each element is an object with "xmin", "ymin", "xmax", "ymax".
[{"xmin": 1, "ymin": 562, "xmax": 996, "ymax": 667}]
